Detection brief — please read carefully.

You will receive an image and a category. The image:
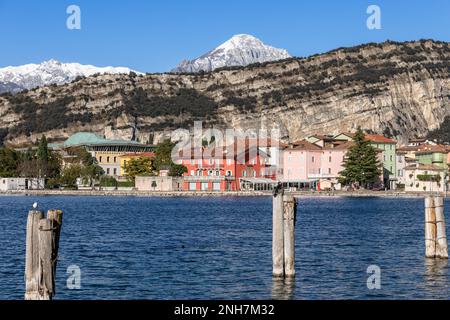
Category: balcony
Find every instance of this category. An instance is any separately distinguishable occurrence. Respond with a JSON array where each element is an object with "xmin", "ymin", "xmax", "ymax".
[{"xmin": 183, "ymin": 175, "xmax": 235, "ymax": 182}]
